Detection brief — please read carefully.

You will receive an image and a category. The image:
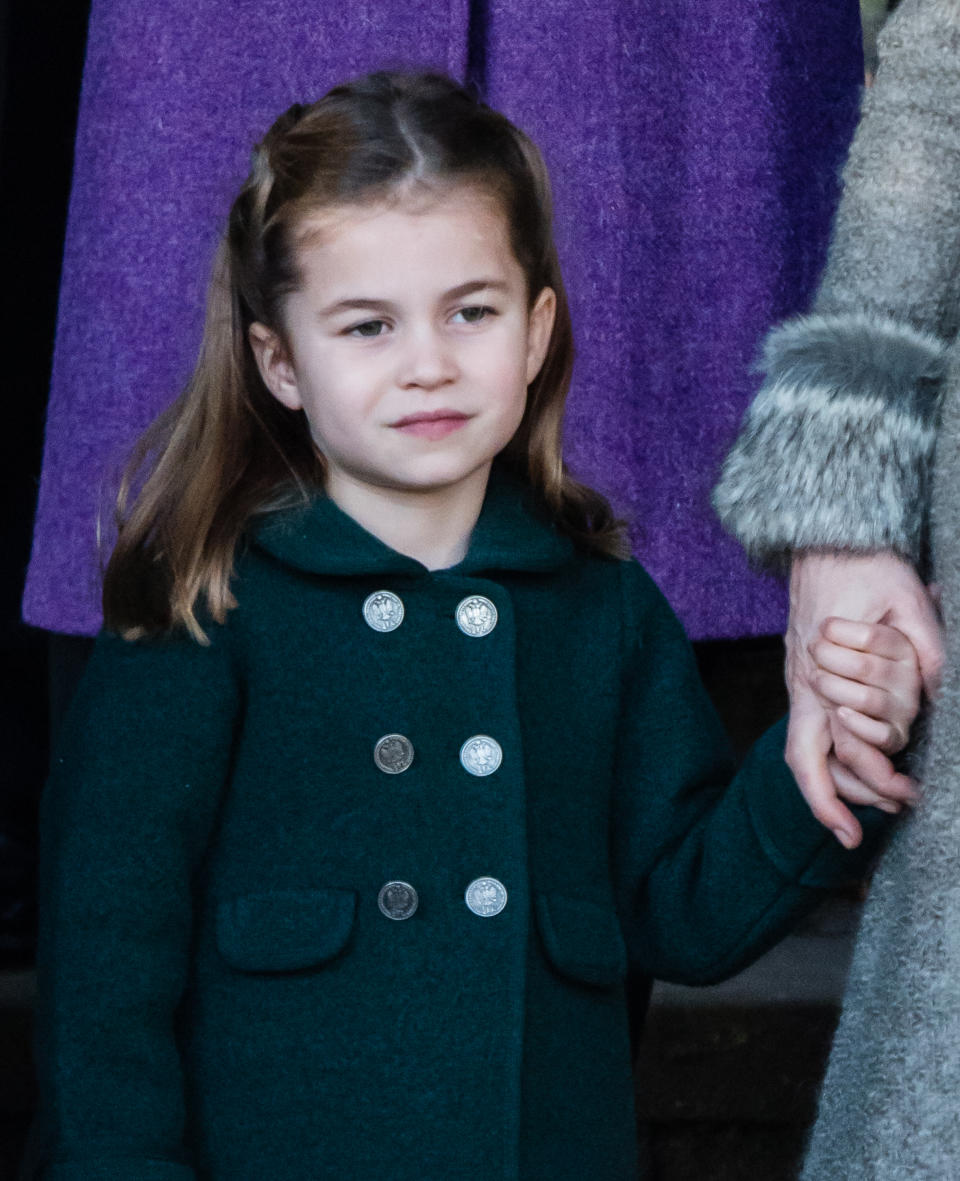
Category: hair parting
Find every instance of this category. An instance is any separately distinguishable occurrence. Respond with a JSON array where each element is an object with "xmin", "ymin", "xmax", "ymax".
[{"xmin": 103, "ymin": 70, "xmax": 628, "ymax": 642}]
